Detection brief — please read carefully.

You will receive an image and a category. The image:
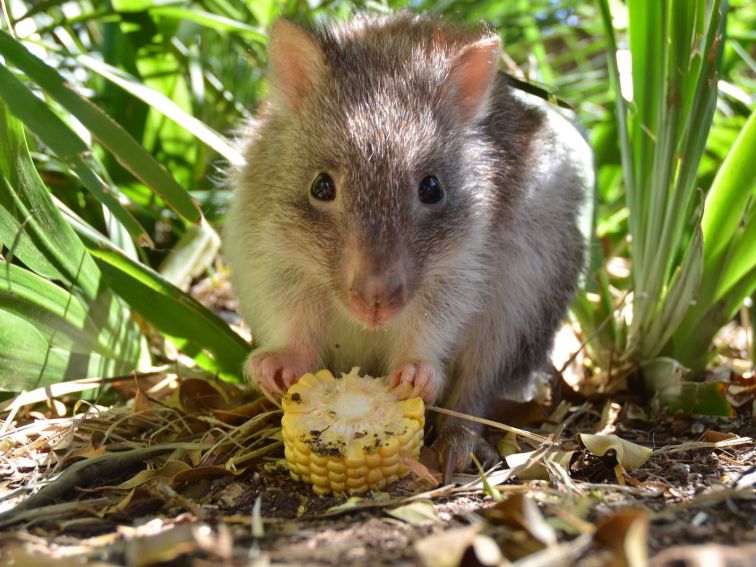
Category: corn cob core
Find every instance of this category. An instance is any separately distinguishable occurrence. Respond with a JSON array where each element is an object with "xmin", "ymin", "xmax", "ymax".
[{"xmin": 281, "ymin": 368, "xmax": 425, "ymax": 495}]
